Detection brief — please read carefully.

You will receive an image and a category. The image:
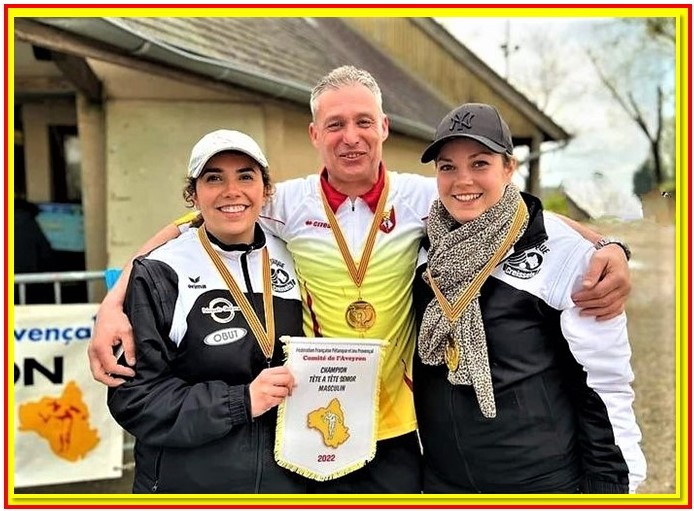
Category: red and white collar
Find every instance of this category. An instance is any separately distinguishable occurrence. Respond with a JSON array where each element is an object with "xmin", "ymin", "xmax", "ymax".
[{"xmin": 319, "ymin": 163, "xmax": 387, "ymax": 214}]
